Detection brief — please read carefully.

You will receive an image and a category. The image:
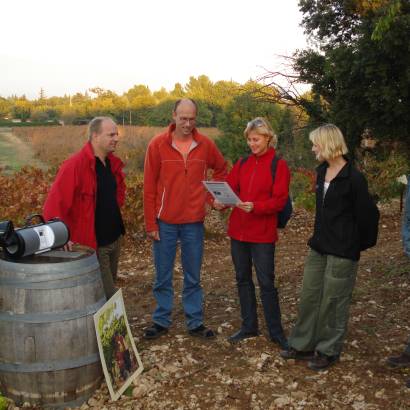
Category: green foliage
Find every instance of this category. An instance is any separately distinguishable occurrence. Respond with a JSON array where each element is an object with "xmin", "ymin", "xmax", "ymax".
[
  {"xmin": 0, "ymin": 97, "xmax": 12, "ymax": 118},
  {"xmin": 372, "ymin": 0, "xmax": 403, "ymax": 40},
  {"xmin": 360, "ymin": 150, "xmax": 409, "ymax": 202},
  {"xmin": 291, "ymin": 171, "xmax": 312, "ymax": 198},
  {"xmin": 0, "ymin": 75, "xmax": 244, "ymax": 127},
  {"xmin": 295, "ymin": 0, "xmax": 410, "ymax": 147},
  {"xmin": 295, "ymin": 191, "xmax": 316, "ymax": 212},
  {"xmin": 0, "ymin": 395, "xmax": 8, "ymax": 410},
  {"xmin": 12, "ymin": 98, "xmax": 31, "ymax": 121},
  {"xmin": 291, "ymin": 170, "xmax": 316, "ymax": 212},
  {"xmin": 98, "ymin": 302, "xmax": 128, "ymax": 379},
  {"xmin": 146, "ymin": 100, "xmax": 176, "ymax": 126},
  {"xmin": 216, "ymin": 92, "xmax": 282, "ymax": 162}
]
